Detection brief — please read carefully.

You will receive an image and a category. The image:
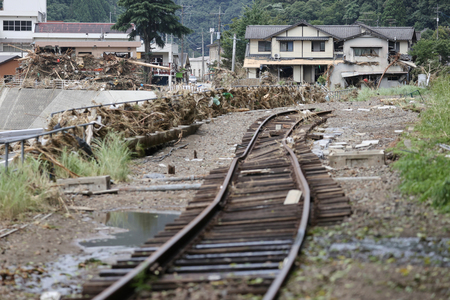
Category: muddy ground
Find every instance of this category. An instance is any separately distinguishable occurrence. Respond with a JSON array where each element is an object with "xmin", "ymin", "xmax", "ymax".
[{"xmin": 1, "ymin": 97, "xmax": 450, "ymax": 299}]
